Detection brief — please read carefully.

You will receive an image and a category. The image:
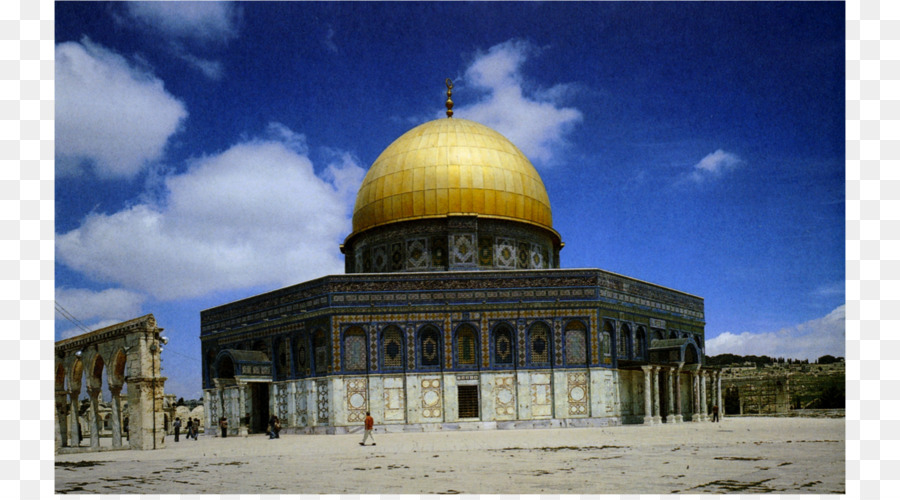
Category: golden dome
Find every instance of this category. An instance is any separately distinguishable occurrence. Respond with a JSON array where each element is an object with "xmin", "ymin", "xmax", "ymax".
[{"xmin": 351, "ymin": 118, "xmax": 554, "ymax": 236}]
